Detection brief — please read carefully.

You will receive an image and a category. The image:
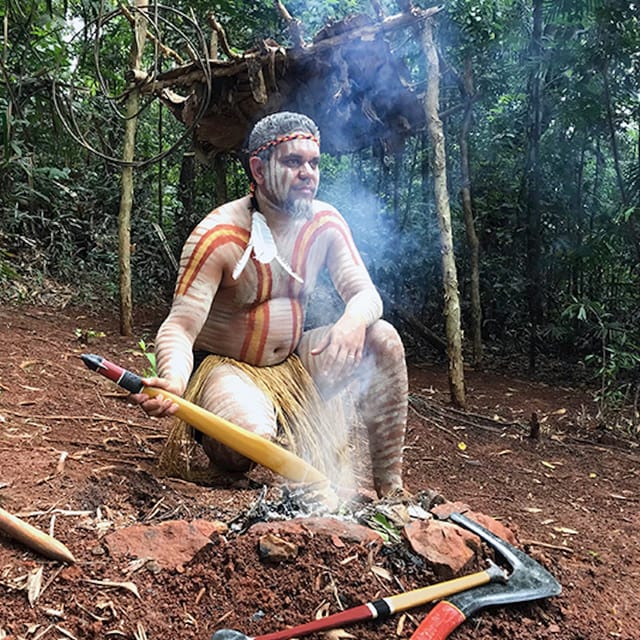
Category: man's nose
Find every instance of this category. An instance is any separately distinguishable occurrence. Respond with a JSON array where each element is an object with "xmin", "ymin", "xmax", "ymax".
[{"xmin": 298, "ymin": 162, "xmax": 316, "ymax": 177}]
